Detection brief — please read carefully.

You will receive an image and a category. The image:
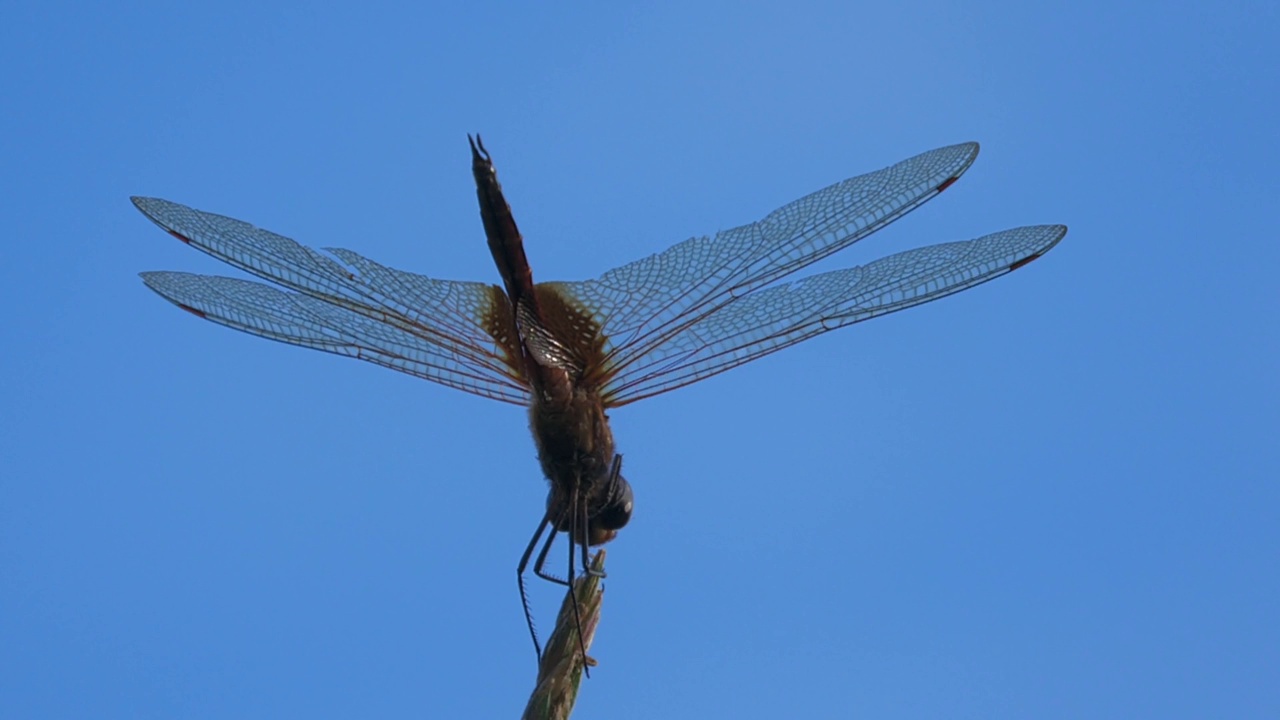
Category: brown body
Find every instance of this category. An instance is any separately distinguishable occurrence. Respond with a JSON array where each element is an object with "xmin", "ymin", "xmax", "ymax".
[
  {"xmin": 529, "ymin": 384, "xmax": 624, "ymax": 543},
  {"xmin": 470, "ymin": 137, "xmax": 633, "ymax": 548}
]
